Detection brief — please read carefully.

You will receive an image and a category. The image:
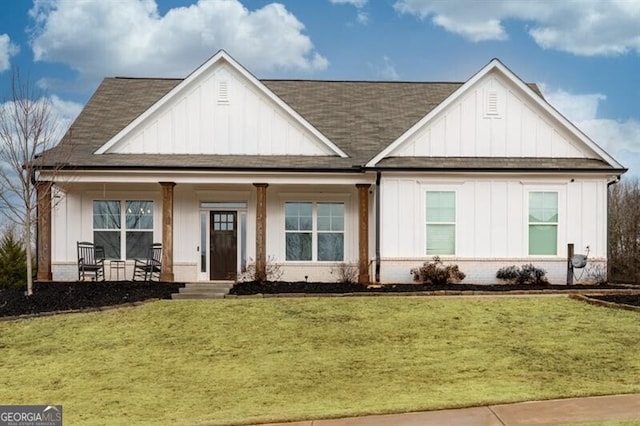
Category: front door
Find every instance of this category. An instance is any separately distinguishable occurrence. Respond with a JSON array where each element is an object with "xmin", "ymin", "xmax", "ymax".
[{"xmin": 210, "ymin": 211, "xmax": 237, "ymax": 280}]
